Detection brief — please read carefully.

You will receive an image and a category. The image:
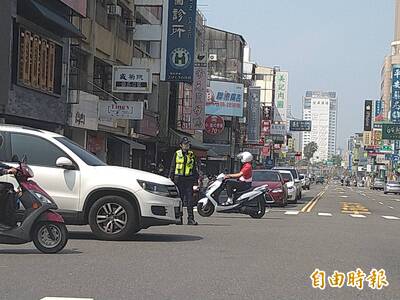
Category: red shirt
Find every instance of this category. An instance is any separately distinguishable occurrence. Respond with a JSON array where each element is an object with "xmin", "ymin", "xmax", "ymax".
[{"xmin": 240, "ymin": 162, "xmax": 252, "ymax": 182}]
